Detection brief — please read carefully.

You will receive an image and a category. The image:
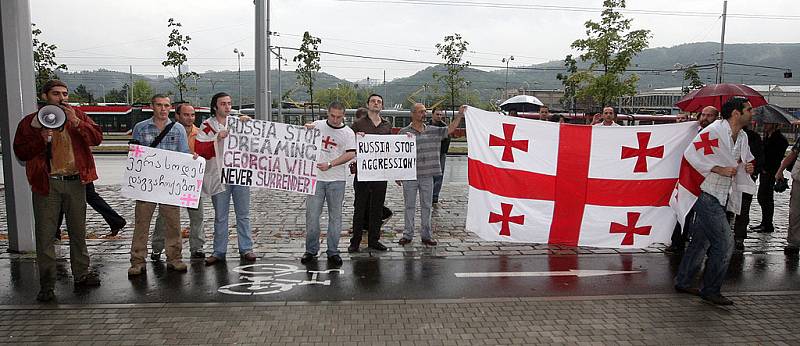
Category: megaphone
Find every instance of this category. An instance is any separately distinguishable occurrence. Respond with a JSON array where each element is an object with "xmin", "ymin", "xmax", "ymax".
[{"xmin": 37, "ymin": 105, "xmax": 66, "ymax": 129}]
